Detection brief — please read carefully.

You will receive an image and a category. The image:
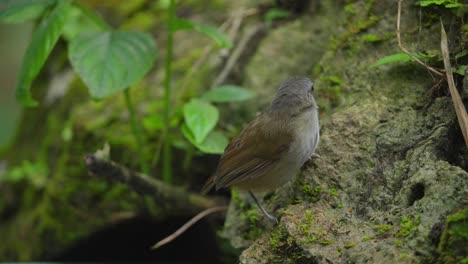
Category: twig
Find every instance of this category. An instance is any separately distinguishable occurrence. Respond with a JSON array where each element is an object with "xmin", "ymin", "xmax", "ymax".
[
  {"xmin": 84, "ymin": 154, "xmax": 227, "ymax": 214},
  {"xmin": 440, "ymin": 21, "xmax": 468, "ymax": 148},
  {"xmin": 397, "ymin": 0, "xmax": 444, "ymax": 77},
  {"xmin": 151, "ymin": 206, "xmax": 228, "ymax": 250},
  {"xmin": 211, "ymin": 24, "xmax": 265, "ymax": 88}
]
